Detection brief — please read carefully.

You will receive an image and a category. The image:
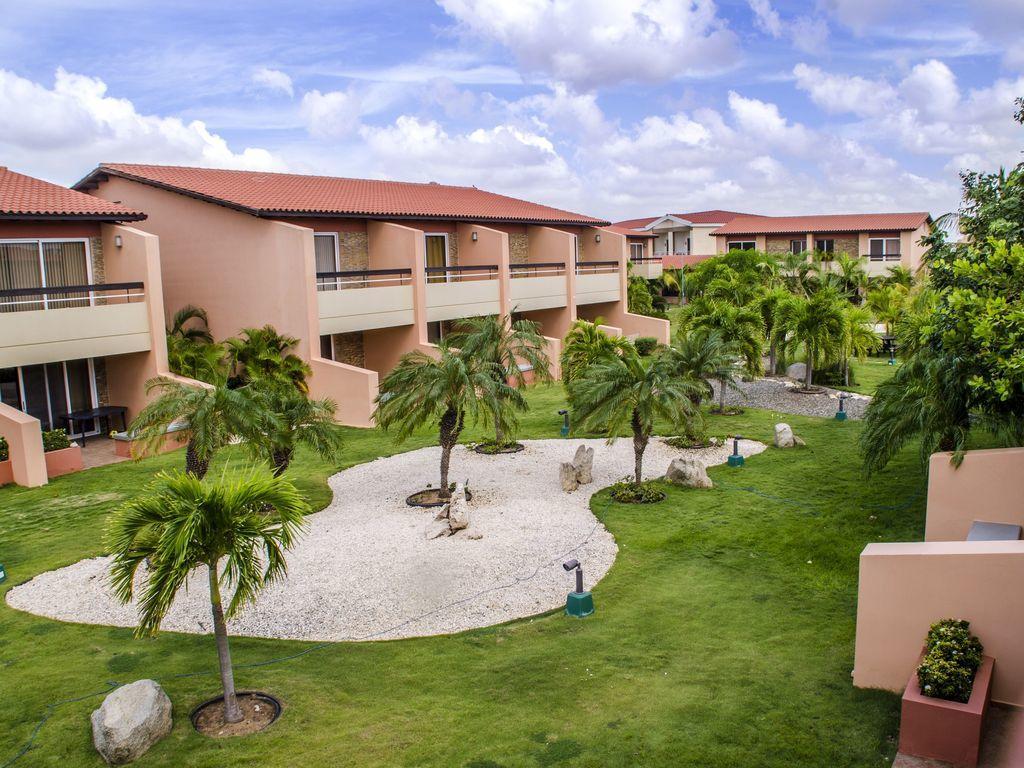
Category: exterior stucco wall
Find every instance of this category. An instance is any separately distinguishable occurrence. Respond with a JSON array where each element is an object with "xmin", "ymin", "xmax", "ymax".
[
  {"xmin": 0, "ymin": 401, "xmax": 47, "ymax": 487},
  {"xmin": 925, "ymin": 448, "xmax": 1024, "ymax": 541}
]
